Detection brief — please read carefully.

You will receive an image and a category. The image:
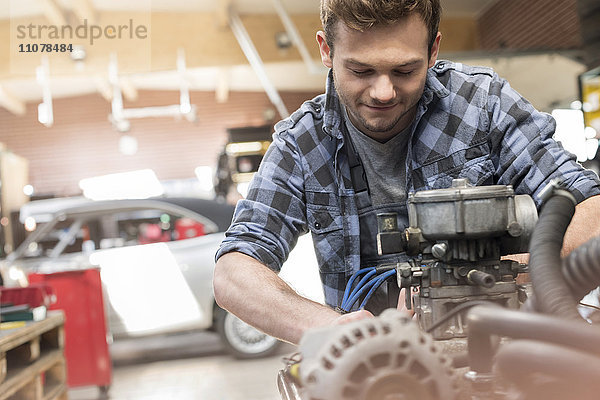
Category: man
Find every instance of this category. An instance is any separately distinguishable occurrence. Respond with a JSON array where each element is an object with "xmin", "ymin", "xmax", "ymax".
[{"xmin": 214, "ymin": 0, "xmax": 600, "ymax": 345}]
